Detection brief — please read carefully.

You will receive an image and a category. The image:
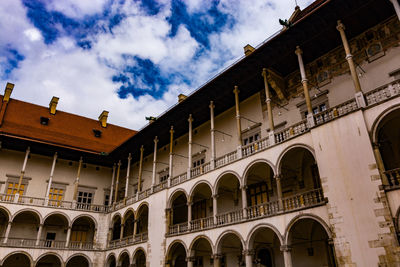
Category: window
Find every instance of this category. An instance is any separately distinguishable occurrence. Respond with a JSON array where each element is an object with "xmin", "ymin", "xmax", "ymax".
[
  {"xmin": 159, "ymin": 168, "xmax": 169, "ymax": 183},
  {"xmin": 104, "ymin": 191, "xmax": 110, "ymax": 206},
  {"xmin": 247, "ymin": 182, "xmax": 268, "ymax": 207},
  {"xmin": 71, "ymin": 225, "xmax": 88, "ymax": 242},
  {"xmin": 242, "ymin": 125, "xmax": 261, "ymax": 146},
  {"xmin": 192, "ymin": 151, "xmax": 206, "ymax": 168},
  {"xmin": 6, "ymin": 182, "xmax": 24, "ymax": 196},
  {"xmin": 3, "ymin": 175, "xmax": 30, "ymax": 201},
  {"xmin": 297, "ymin": 90, "xmax": 329, "ymax": 119},
  {"xmin": 77, "ymin": 187, "xmax": 95, "ymax": 209},
  {"xmin": 193, "ymin": 158, "xmax": 205, "ymax": 168},
  {"xmin": 48, "ymin": 187, "xmax": 64, "ymax": 207},
  {"xmin": 192, "ymin": 200, "xmax": 207, "ymax": 220}
]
